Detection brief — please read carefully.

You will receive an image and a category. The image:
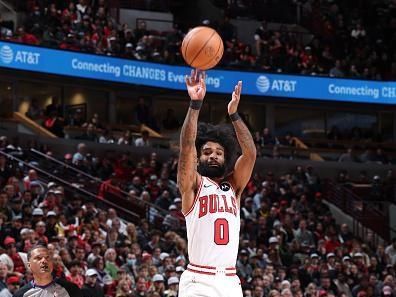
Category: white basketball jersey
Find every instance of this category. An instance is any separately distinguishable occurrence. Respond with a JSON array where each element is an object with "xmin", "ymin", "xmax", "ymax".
[{"xmin": 184, "ymin": 176, "xmax": 240, "ymax": 267}]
